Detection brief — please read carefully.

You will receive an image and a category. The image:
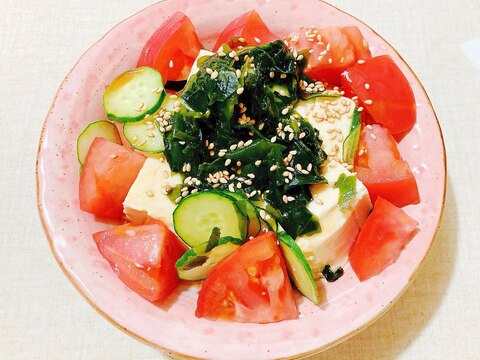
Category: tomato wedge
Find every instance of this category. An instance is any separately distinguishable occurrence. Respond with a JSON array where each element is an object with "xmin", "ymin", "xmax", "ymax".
[
  {"xmin": 341, "ymin": 55, "xmax": 416, "ymax": 135},
  {"xmin": 93, "ymin": 221, "xmax": 186, "ymax": 302},
  {"xmin": 137, "ymin": 12, "xmax": 203, "ymax": 82},
  {"xmin": 79, "ymin": 138, "xmax": 145, "ymax": 218},
  {"xmin": 349, "ymin": 197, "xmax": 418, "ymax": 281},
  {"xmin": 286, "ymin": 26, "xmax": 371, "ymax": 85},
  {"xmin": 213, "ymin": 10, "xmax": 278, "ymax": 51},
  {"xmin": 196, "ymin": 232, "xmax": 298, "ymax": 323},
  {"xmin": 355, "ymin": 124, "xmax": 420, "ymax": 207}
]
